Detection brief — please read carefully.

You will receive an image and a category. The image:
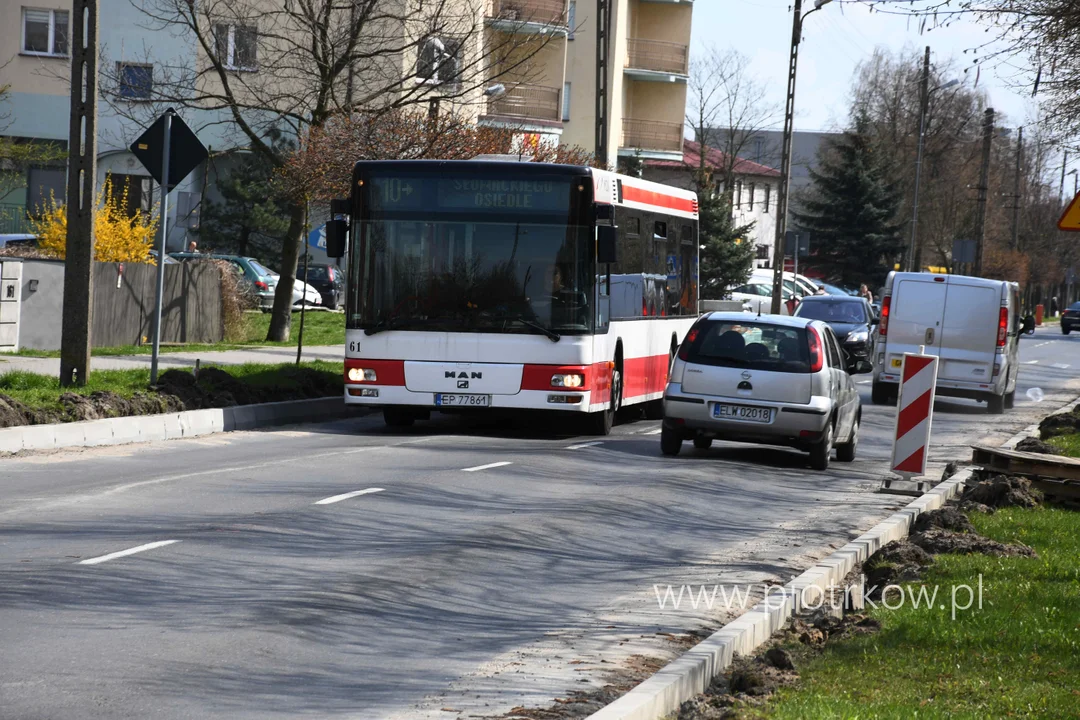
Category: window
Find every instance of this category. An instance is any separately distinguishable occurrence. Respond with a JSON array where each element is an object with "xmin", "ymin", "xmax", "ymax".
[
  {"xmin": 748, "ymin": 183, "xmax": 755, "ymax": 210},
  {"xmin": 417, "ymin": 36, "xmax": 461, "ymax": 85},
  {"xmin": 27, "ymin": 167, "xmax": 65, "ymax": 213},
  {"xmin": 653, "ymin": 221, "xmax": 667, "ymax": 239},
  {"xmin": 735, "ymin": 180, "xmax": 742, "ymax": 208},
  {"xmin": 753, "ymin": 137, "xmax": 765, "ymax": 163},
  {"xmin": 682, "ymin": 320, "xmax": 811, "ymax": 374},
  {"xmin": 756, "ymin": 244, "xmax": 770, "ymax": 260},
  {"xmin": 105, "ymin": 174, "xmax": 151, "ymax": 219},
  {"xmin": 214, "ymin": 23, "xmax": 258, "ymax": 71},
  {"xmin": 764, "ymin": 183, "xmax": 770, "ymax": 213},
  {"xmin": 22, "ymin": 8, "xmax": 68, "ymax": 56},
  {"xmin": 562, "ymin": 82, "xmax": 571, "ymax": 121},
  {"xmin": 117, "ymin": 63, "xmax": 153, "ymax": 100},
  {"xmin": 625, "ymin": 216, "xmax": 640, "ymax": 235},
  {"xmin": 568, "ymin": 1, "xmax": 576, "ymax": 39}
]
